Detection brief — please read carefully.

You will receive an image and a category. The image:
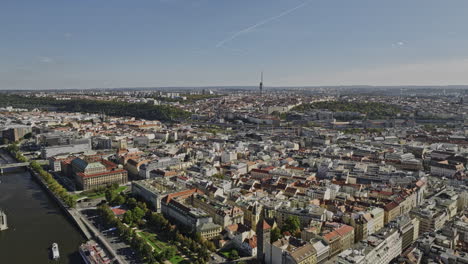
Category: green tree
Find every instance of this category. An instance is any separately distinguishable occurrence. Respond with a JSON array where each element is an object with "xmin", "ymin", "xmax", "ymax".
[
  {"xmin": 271, "ymin": 227, "xmax": 282, "ymax": 243},
  {"xmin": 193, "ymin": 232, "xmax": 203, "ymax": 243},
  {"xmin": 65, "ymin": 196, "xmax": 76, "ymax": 208},
  {"xmin": 212, "ymin": 173, "xmax": 224, "ymax": 179},
  {"xmin": 112, "ymin": 194, "xmax": 126, "ymax": 206},
  {"xmin": 127, "ymin": 197, "xmax": 138, "ymax": 209},
  {"xmin": 230, "ymin": 249, "xmax": 239, "ymax": 260},
  {"xmin": 0, "ymin": 94, "xmax": 191, "ymax": 122},
  {"xmin": 111, "ymin": 183, "xmax": 119, "ymax": 190},
  {"xmin": 132, "ymin": 207, "xmax": 145, "ymax": 222},
  {"xmin": 205, "ymin": 240, "xmax": 216, "ymax": 252},
  {"xmin": 282, "ymin": 216, "xmax": 301, "ymax": 234},
  {"xmin": 162, "ymin": 246, "xmax": 176, "ymax": 259},
  {"xmin": 123, "ymin": 210, "xmax": 134, "ymax": 224},
  {"xmin": 137, "ymin": 201, "xmax": 148, "ymax": 212},
  {"xmin": 105, "ymin": 189, "xmax": 116, "ymax": 203},
  {"xmin": 141, "ymin": 243, "xmax": 153, "ymax": 259},
  {"xmin": 123, "ymin": 228, "xmax": 132, "ymax": 242}
]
